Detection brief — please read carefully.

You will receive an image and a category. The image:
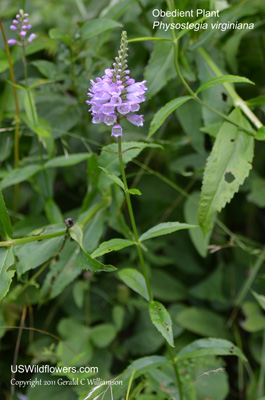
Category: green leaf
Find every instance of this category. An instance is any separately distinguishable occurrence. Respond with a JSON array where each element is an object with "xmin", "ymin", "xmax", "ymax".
[
  {"xmin": 128, "ymin": 188, "xmax": 142, "ymax": 195},
  {"xmin": 255, "ymin": 126, "xmax": 265, "ymax": 141},
  {"xmin": 80, "ymin": 19, "xmax": 122, "ymax": 39},
  {"xmin": 41, "ymin": 242, "xmax": 80, "ymax": 300},
  {"xmin": 0, "ymin": 248, "xmax": 15, "ymax": 301},
  {"xmin": 45, "ymin": 153, "xmax": 91, "ymax": 168},
  {"xmin": 198, "ymin": 108, "xmax": 254, "ymax": 234},
  {"xmin": 118, "ymin": 268, "xmax": 149, "ymax": 301},
  {"xmin": 31, "ymin": 60, "xmax": 57, "ymax": 79},
  {"xmin": 69, "ymin": 223, "xmax": 83, "ymax": 248},
  {"xmin": 34, "ymin": 125, "xmax": 51, "ymax": 138},
  {"xmin": 90, "ymin": 324, "xmax": 116, "ymax": 348},
  {"xmin": 24, "ymin": 91, "xmax": 38, "ymax": 126},
  {"xmin": 241, "ymin": 302, "xmax": 265, "ymax": 332},
  {"xmin": 127, "ymin": 355, "xmax": 168, "ymax": 373},
  {"xmin": 99, "ymin": 167, "xmax": 125, "ymax": 189},
  {"xmin": 247, "ymin": 95, "xmax": 265, "ymax": 106},
  {"xmin": 0, "ymin": 165, "xmax": 41, "ymax": 189},
  {"xmin": 91, "ymin": 238, "xmax": 134, "ymax": 258},
  {"xmin": 0, "ymin": 189, "xmax": 13, "ymax": 239},
  {"xmin": 196, "ymin": 75, "xmax": 254, "ymax": 94},
  {"xmin": 49, "ymin": 28, "xmax": 72, "ymax": 45},
  {"xmin": 148, "ymin": 96, "xmax": 192, "ymax": 138},
  {"xmin": 184, "ymin": 191, "xmax": 211, "ymax": 257},
  {"xmin": 177, "ymin": 338, "xmax": 247, "ymax": 362},
  {"xmin": 144, "ymin": 41, "xmax": 176, "ymax": 99},
  {"xmin": 16, "ymin": 237, "xmax": 63, "ymax": 277},
  {"xmin": 75, "ymin": 249, "xmax": 116, "ymax": 273},
  {"xmin": 44, "ymin": 199, "xmax": 64, "ymax": 224},
  {"xmin": 139, "ymin": 222, "xmax": 197, "ymax": 242},
  {"xmin": 149, "ymin": 301, "xmax": 174, "ymax": 347},
  {"xmin": 176, "ymin": 307, "xmax": 230, "ymax": 339},
  {"xmin": 252, "ymin": 291, "xmax": 265, "ymax": 311}
]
